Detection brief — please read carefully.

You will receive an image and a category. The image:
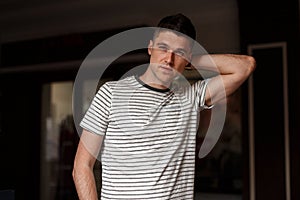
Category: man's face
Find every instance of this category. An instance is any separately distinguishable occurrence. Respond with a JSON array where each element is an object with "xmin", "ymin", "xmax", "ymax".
[{"xmin": 147, "ymin": 31, "xmax": 192, "ymax": 87}]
